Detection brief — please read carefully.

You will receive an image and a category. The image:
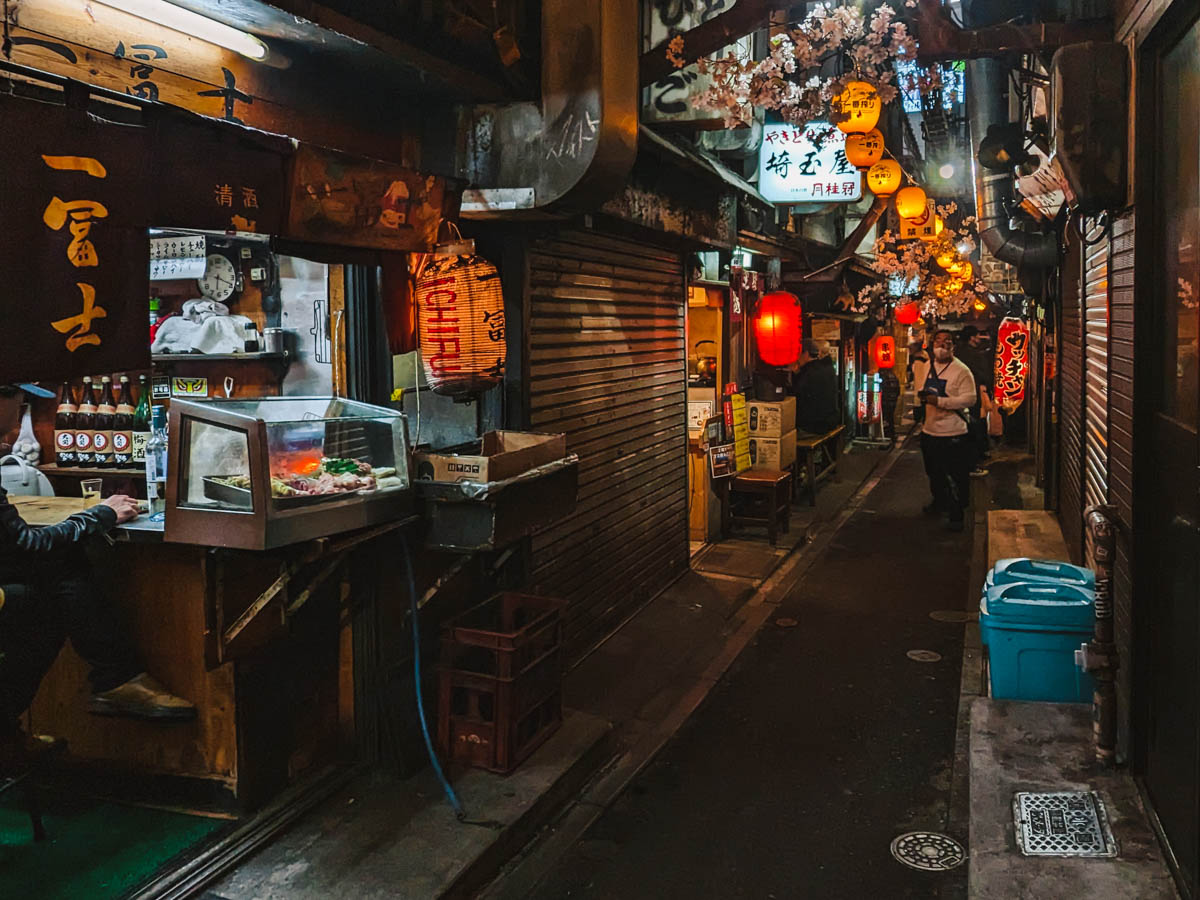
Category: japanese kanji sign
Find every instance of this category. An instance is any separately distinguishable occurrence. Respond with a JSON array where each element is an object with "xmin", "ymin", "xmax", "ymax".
[
  {"xmin": 0, "ymin": 94, "xmax": 150, "ymax": 382},
  {"xmin": 757, "ymin": 122, "xmax": 863, "ymax": 205},
  {"xmin": 994, "ymin": 317, "xmax": 1031, "ymax": 412}
]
